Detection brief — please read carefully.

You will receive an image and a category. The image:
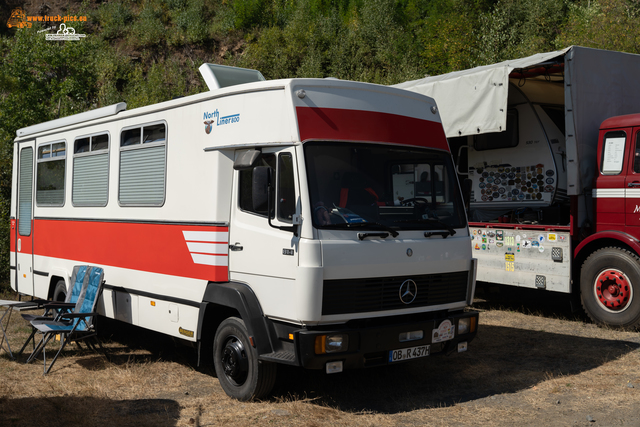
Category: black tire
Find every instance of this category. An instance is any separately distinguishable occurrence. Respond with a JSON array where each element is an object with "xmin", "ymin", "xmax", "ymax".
[
  {"xmin": 580, "ymin": 247, "xmax": 640, "ymax": 329},
  {"xmin": 213, "ymin": 317, "xmax": 276, "ymax": 401},
  {"xmin": 53, "ymin": 279, "xmax": 67, "ymax": 302}
]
